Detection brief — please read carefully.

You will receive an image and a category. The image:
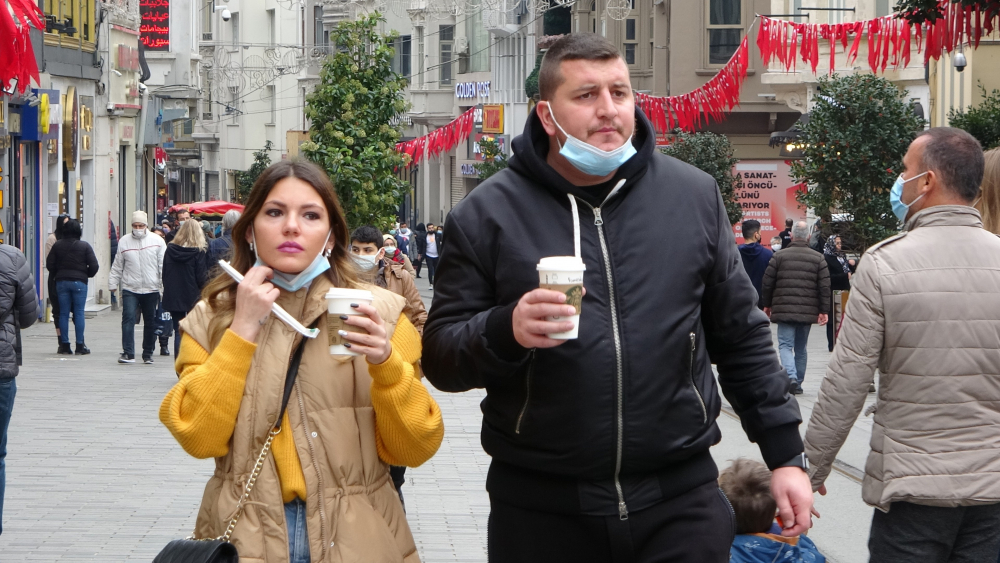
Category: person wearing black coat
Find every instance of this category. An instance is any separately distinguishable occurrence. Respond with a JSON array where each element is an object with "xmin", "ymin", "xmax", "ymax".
[
  {"xmin": 412, "ymin": 223, "xmax": 427, "ymax": 279},
  {"xmin": 46, "ymin": 220, "xmax": 99, "ymax": 355},
  {"xmin": 160, "ymin": 220, "xmax": 209, "ymax": 357},
  {"xmin": 823, "ymin": 235, "xmax": 851, "ymax": 352},
  {"xmin": 0, "ymin": 242, "xmax": 37, "ymax": 535},
  {"xmin": 44, "ymin": 214, "xmax": 70, "ymax": 348}
]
